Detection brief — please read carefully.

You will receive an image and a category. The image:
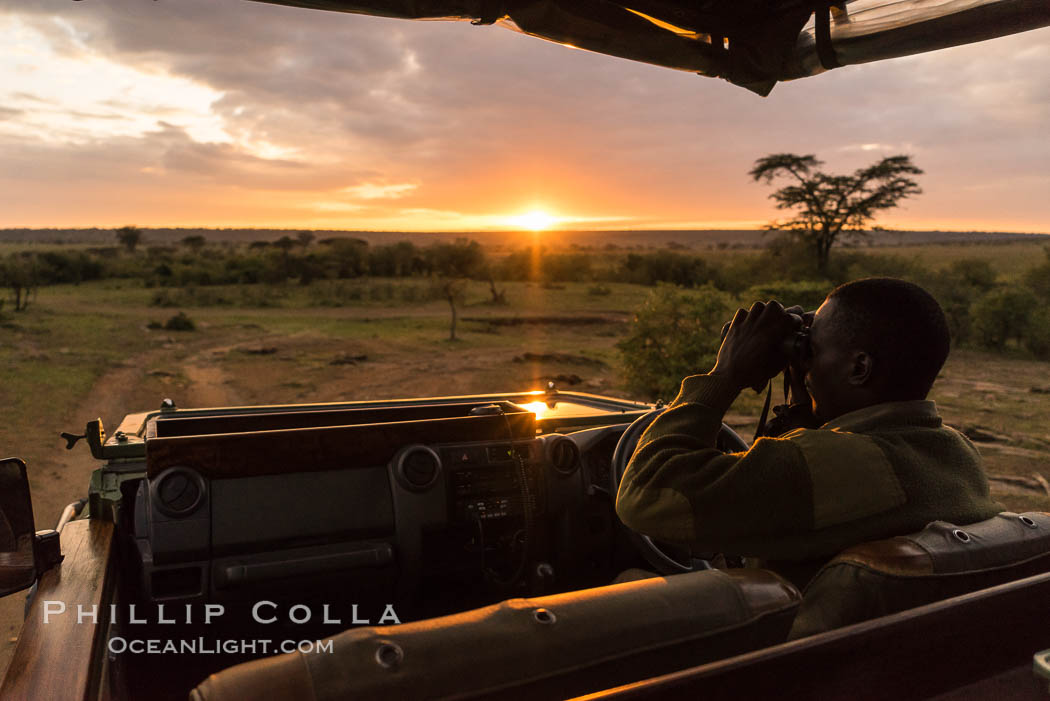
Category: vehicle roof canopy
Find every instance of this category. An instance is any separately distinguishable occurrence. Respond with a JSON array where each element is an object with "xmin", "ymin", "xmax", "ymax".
[{"xmin": 250, "ymin": 0, "xmax": 1050, "ymax": 94}]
